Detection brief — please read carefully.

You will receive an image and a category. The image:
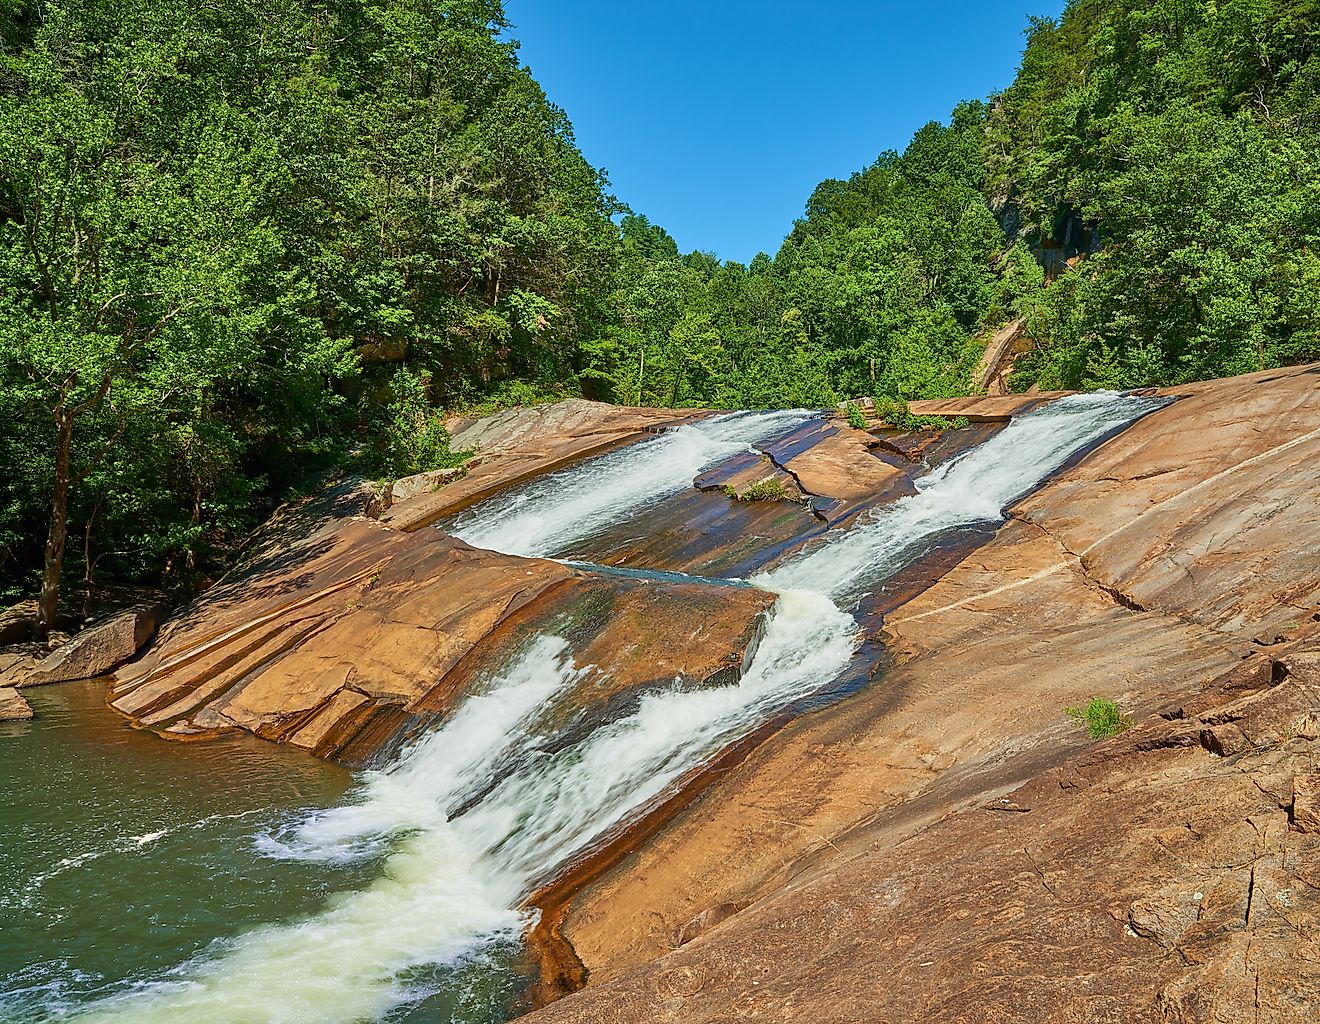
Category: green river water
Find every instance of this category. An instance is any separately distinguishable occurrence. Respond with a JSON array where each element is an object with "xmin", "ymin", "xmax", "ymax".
[{"xmin": 0, "ymin": 681, "xmax": 527, "ymax": 1023}]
